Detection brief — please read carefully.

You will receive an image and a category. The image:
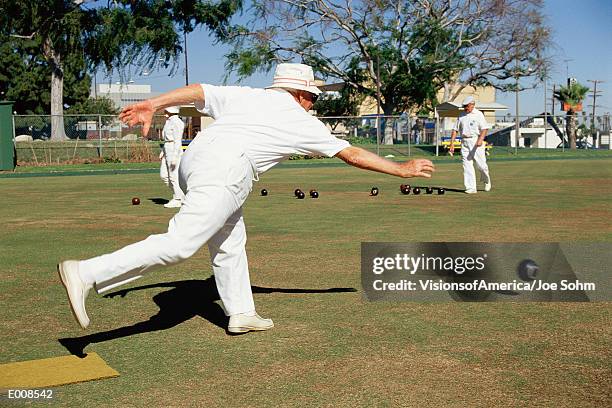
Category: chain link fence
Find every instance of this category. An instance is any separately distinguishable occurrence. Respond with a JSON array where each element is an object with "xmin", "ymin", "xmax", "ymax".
[
  {"xmin": 13, "ymin": 114, "xmax": 168, "ymax": 164},
  {"xmin": 11, "ymin": 112, "xmax": 612, "ymax": 165}
]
